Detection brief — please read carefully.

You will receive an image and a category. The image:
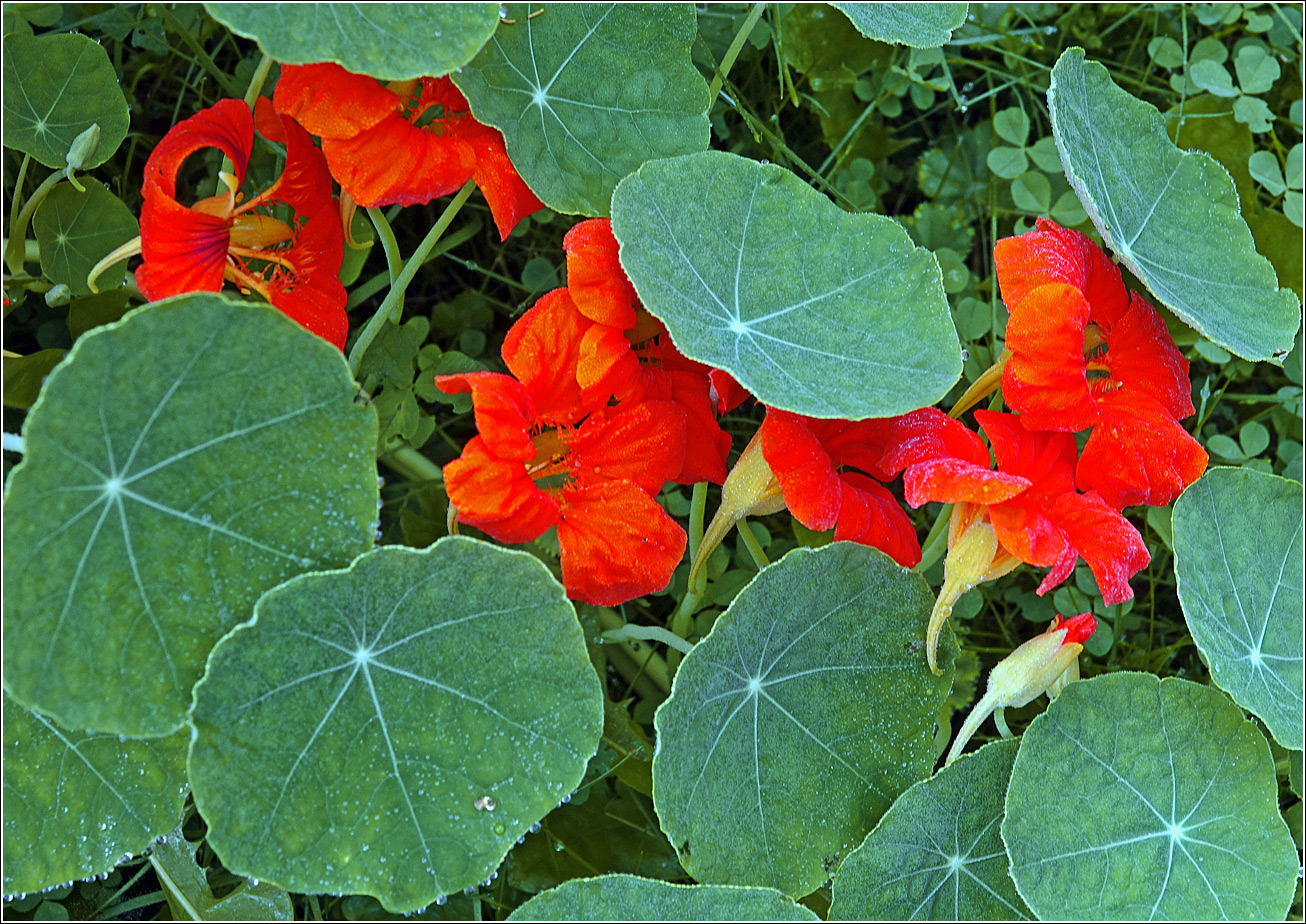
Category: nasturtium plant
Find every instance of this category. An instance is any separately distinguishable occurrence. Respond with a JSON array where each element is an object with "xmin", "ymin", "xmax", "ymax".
[
  {"xmin": 654, "ymin": 543, "xmax": 956, "ymax": 897},
  {"xmin": 612, "ymin": 150, "xmax": 961, "ymax": 419},
  {"xmin": 1172, "ymin": 467, "xmax": 1304, "ymax": 750},
  {"xmin": 189, "ymin": 539, "xmax": 603, "ymax": 912},
  {"xmin": 2, "ymin": 4, "xmax": 1301, "ymax": 920},
  {"xmin": 1003, "ymin": 673, "xmax": 1299, "ymax": 921},
  {"xmin": 2, "ymin": 294, "xmax": 379, "ymax": 736}
]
